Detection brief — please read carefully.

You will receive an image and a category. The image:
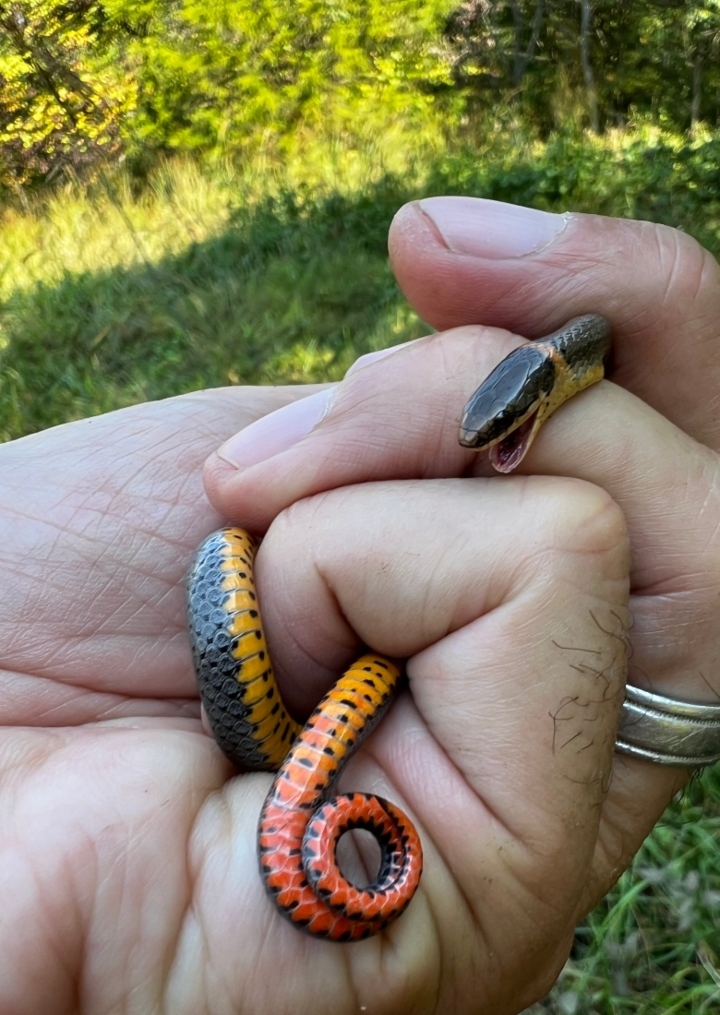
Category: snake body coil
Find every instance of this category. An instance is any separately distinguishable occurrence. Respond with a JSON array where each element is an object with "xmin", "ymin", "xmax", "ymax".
[
  {"xmin": 187, "ymin": 527, "xmax": 423, "ymax": 941},
  {"xmin": 187, "ymin": 314, "xmax": 611, "ymax": 942}
]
